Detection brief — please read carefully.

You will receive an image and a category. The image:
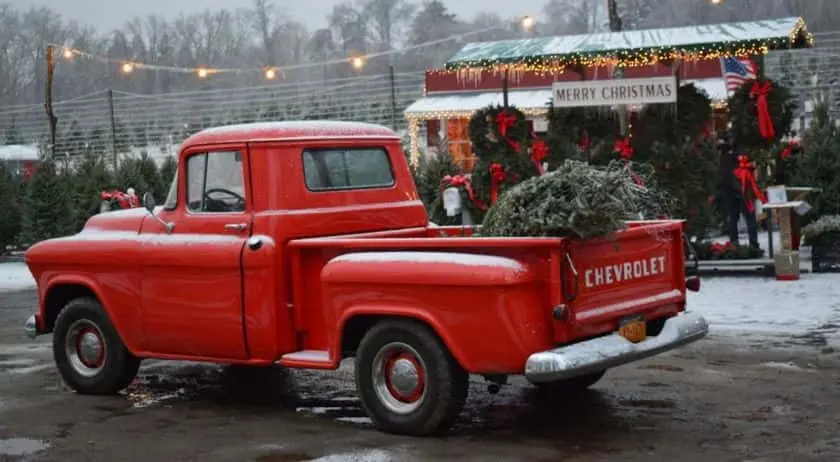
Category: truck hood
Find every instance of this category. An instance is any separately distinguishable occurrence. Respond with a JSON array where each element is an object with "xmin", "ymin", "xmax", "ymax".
[{"xmin": 25, "ymin": 208, "xmax": 150, "ymax": 266}]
